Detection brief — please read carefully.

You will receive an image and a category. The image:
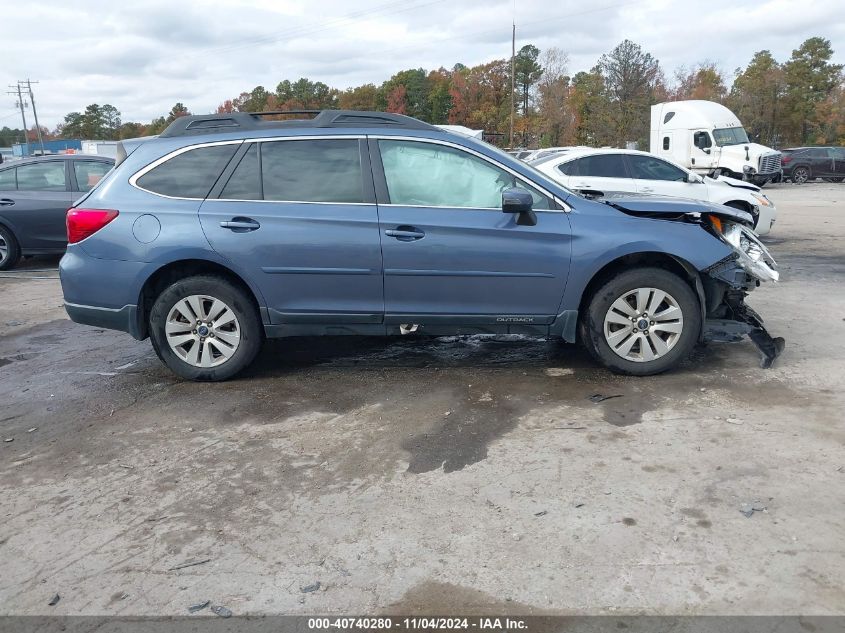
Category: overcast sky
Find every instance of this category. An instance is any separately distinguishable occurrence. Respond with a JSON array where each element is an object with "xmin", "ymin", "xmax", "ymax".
[{"xmin": 2, "ymin": 0, "xmax": 843, "ymax": 129}]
